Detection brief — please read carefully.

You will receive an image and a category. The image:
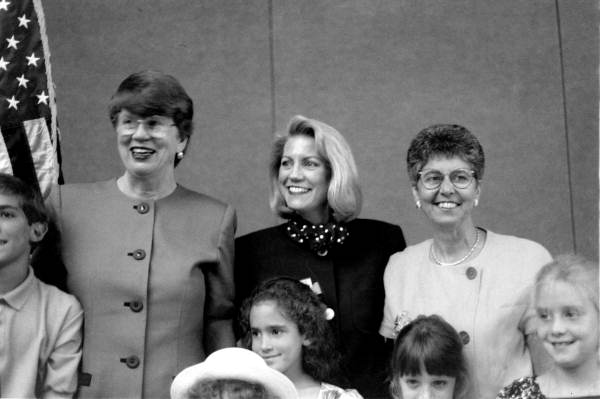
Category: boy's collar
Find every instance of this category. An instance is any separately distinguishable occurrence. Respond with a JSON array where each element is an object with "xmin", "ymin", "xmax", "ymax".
[{"xmin": 0, "ymin": 267, "xmax": 36, "ymax": 310}]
